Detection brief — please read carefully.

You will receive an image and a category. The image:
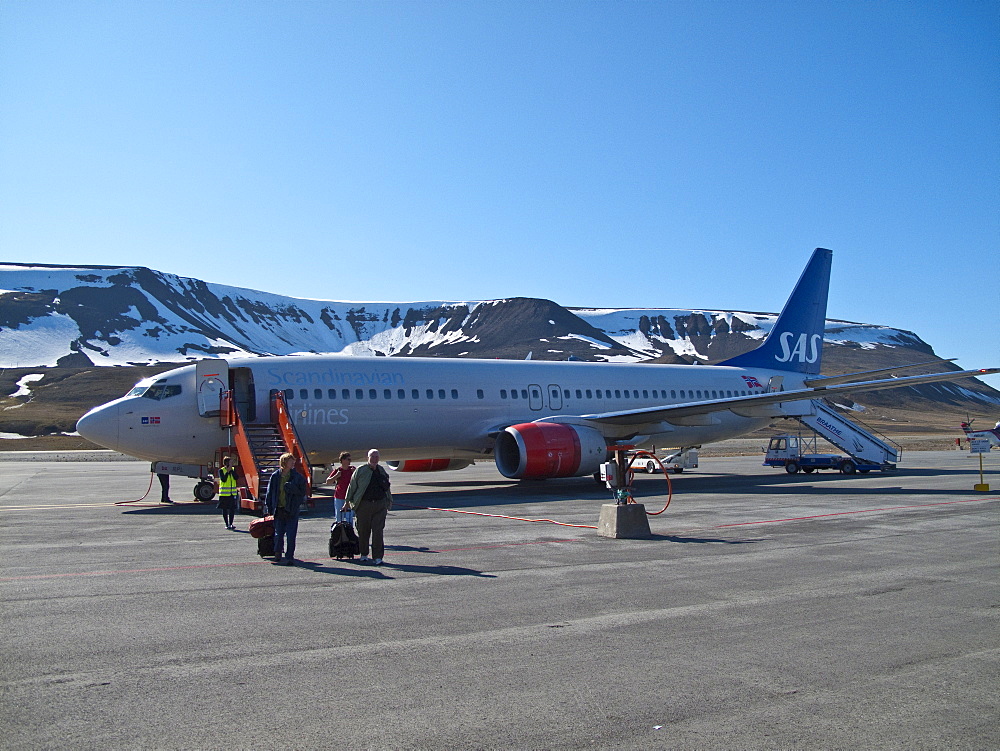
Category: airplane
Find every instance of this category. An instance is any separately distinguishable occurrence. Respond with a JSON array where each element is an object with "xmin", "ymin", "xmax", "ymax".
[
  {"xmin": 76, "ymin": 248, "xmax": 998, "ymax": 497},
  {"xmin": 960, "ymin": 420, "xmax": 1000, "ymax": 448}
]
